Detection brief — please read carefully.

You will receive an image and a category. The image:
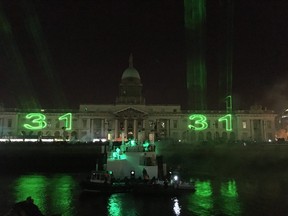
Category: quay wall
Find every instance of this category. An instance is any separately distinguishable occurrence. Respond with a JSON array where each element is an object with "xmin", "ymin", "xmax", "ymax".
[
  {"xmin": 1, "ymin": 141, "xmax": 288, "ymax": 179},
  {"xmin": 0, "ymin": 142, "xmax": 106, "ymax": 174},
  {"xmin": 157, "ymin": 141, "xmax": 288, "ymax": 179}
]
